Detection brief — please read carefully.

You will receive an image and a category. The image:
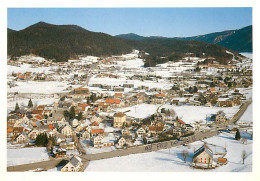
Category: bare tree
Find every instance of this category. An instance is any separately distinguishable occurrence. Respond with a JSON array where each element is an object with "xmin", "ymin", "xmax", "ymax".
[
  {"xmin": 193, "ymin": 158, "xmax": 198, "ymax": 167},
  {"xmin": 181, "ymin": 150, "xmax": 189, "ymax": 163},
  {"xmin": 208, "ymin": 157, "xmax": 211, "ymax": 168},
  {"xmin": 242, "ymin": 150, "xmax": 247, "ymax": 164}
]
